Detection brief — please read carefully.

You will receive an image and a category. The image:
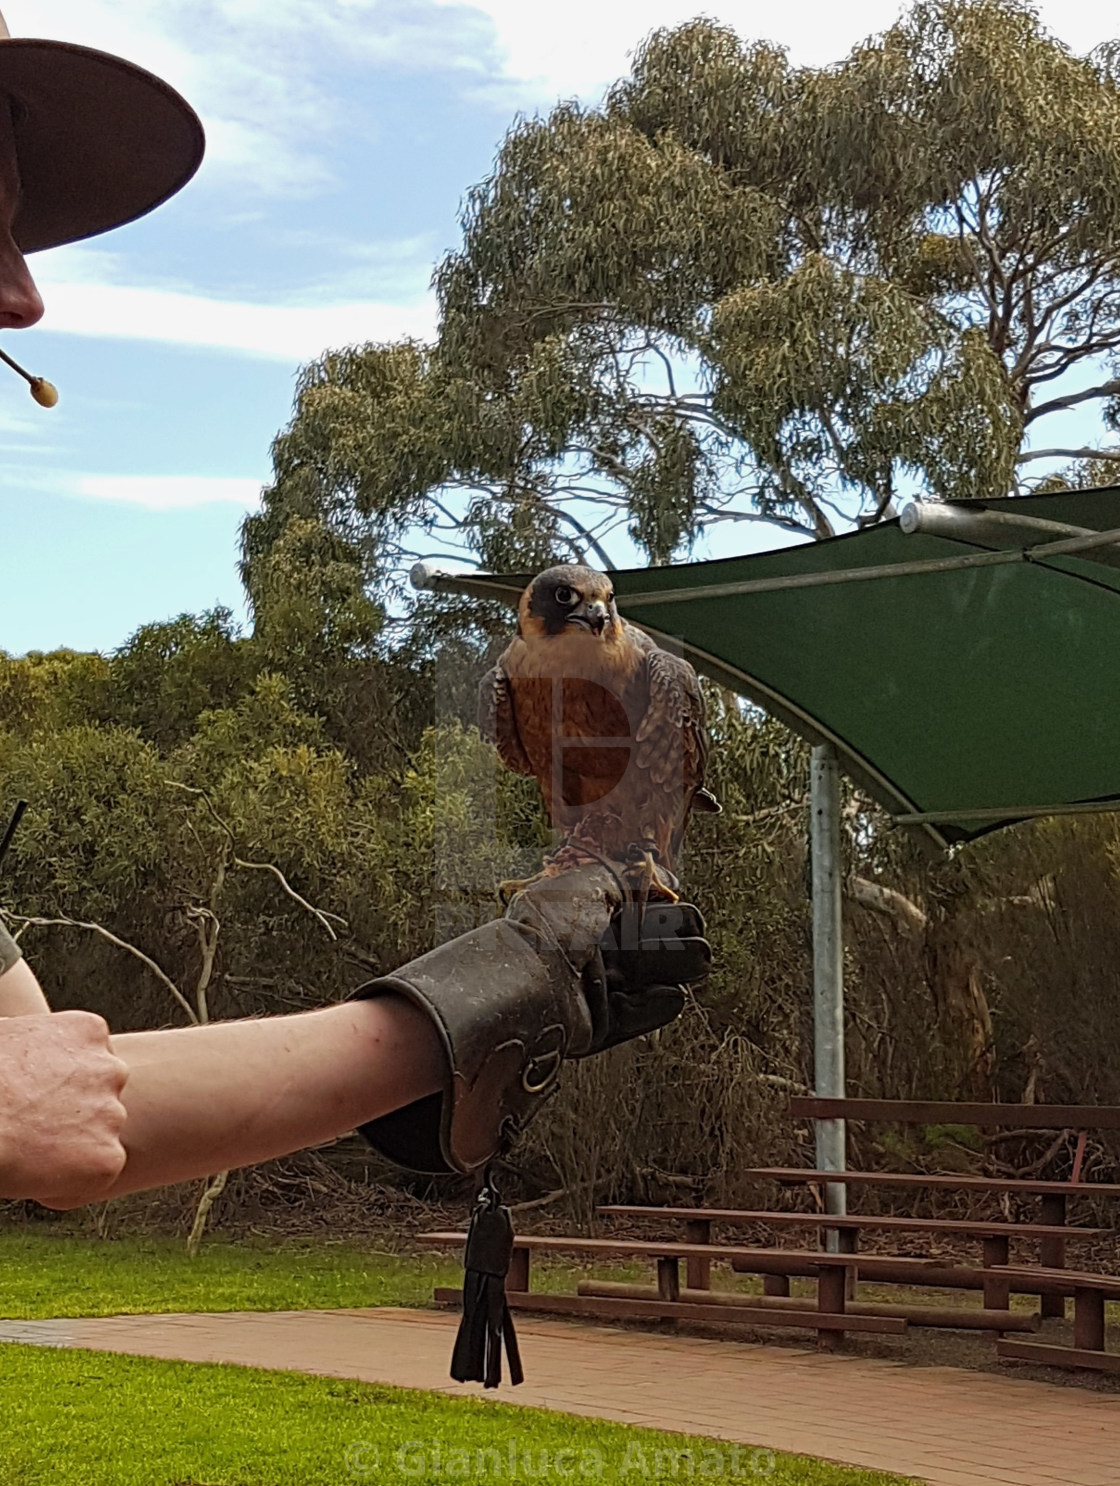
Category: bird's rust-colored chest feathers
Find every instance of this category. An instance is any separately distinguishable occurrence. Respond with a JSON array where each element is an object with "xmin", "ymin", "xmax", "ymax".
[
  {"xmin": 481, "ymin": 562, "xmax": 714, "ymax": 875},
  {"xmin": 502, "ymin": 566, "xmax": 646, "ymax": 804}
]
